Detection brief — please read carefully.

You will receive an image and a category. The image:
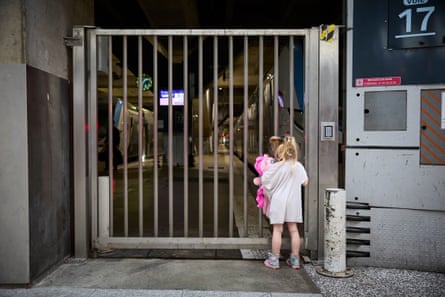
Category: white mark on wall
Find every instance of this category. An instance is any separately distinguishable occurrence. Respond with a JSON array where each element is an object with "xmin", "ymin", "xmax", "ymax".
[{"xmin": 441, "ymin": 92, "xmax": 445, "ymax": 129}]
